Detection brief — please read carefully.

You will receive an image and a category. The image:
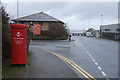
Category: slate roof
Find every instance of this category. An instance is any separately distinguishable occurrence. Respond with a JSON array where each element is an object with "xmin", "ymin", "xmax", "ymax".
[{"xmin": 12, "ymin": 12, "xmax": 63, "ymax": 23}]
